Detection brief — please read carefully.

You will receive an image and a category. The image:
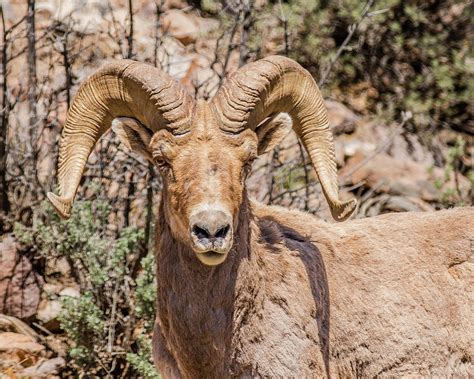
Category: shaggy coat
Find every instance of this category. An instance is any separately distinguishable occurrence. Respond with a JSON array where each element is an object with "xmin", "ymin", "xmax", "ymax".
[{"xmin": 153, "ymin": 196, "xmax": 474, "ymax": 378}]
